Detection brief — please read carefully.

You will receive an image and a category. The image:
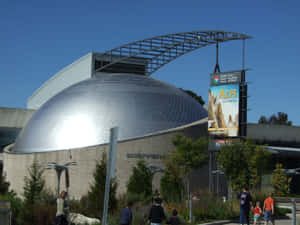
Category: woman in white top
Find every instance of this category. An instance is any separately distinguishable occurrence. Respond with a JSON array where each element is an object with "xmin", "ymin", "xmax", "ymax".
[{"xmin": 53, "ymin": 191, "xmax": 67, "ymax": 225}]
